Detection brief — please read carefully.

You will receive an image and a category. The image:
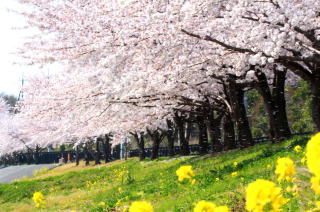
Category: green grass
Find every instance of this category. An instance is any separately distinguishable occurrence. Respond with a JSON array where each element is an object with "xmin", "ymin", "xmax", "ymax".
[{"xmin": 0, "ymin": 135, "xmax": 317, "ymax": 211}]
